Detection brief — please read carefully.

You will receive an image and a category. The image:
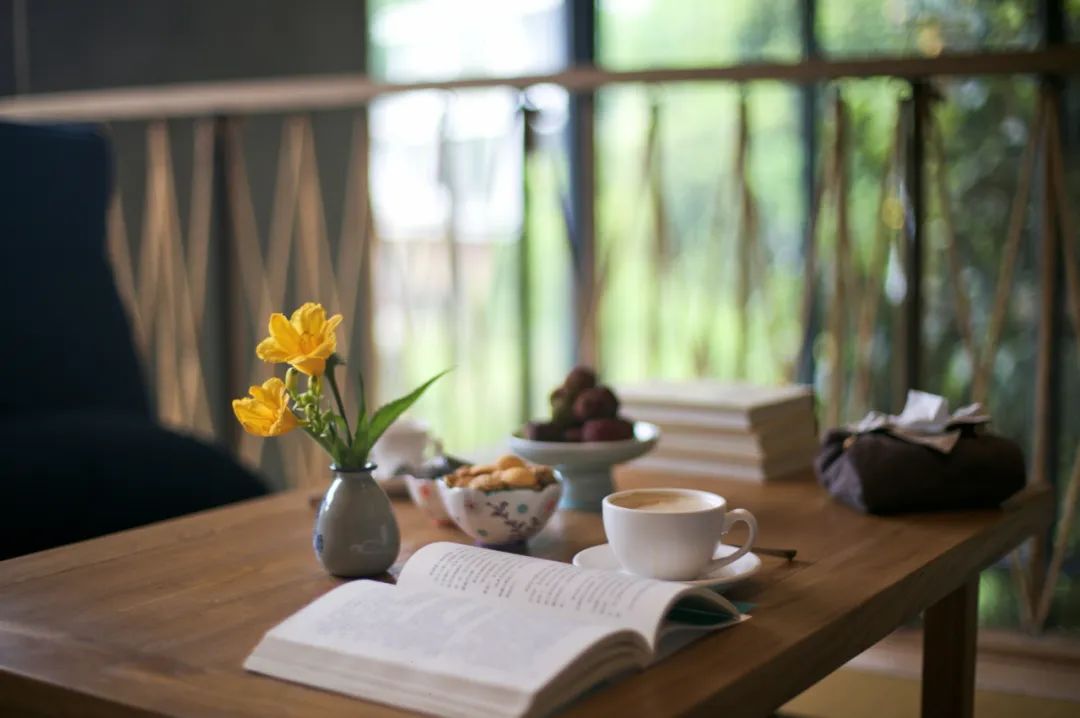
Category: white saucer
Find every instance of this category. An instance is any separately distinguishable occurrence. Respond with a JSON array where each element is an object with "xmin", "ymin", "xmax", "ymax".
[{"xmin": 571, "ymin": 543, "xmax": 762, "ymax": 590}]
